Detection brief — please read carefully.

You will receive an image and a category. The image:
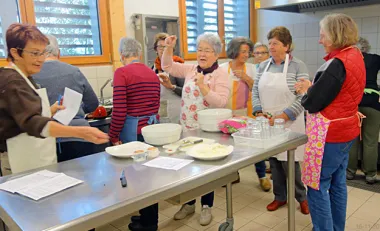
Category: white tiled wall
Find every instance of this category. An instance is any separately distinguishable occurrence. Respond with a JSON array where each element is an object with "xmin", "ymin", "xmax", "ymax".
[
  {"xmin": 79, "ymin": 66, "xmax": 114, "ymax": 98},
  {"xmin": 257, "ymin": 4, "xmax": 380, "ymax": 81}
]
